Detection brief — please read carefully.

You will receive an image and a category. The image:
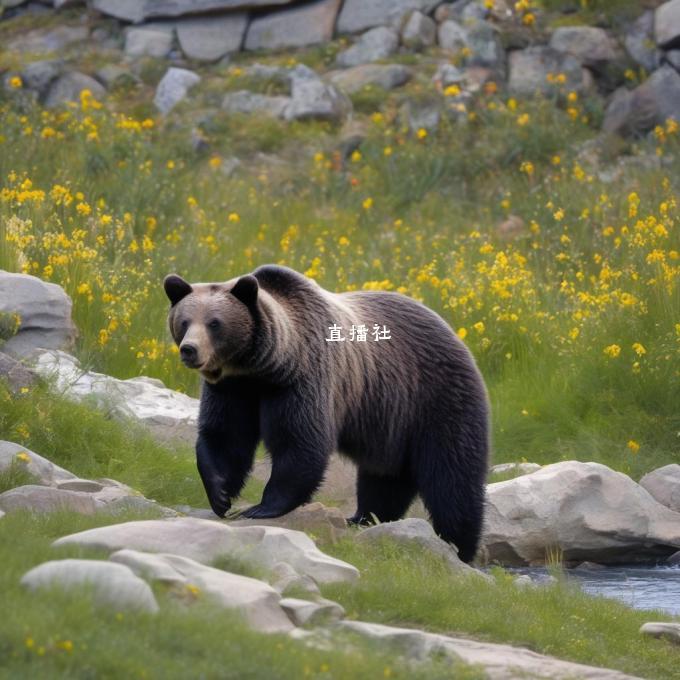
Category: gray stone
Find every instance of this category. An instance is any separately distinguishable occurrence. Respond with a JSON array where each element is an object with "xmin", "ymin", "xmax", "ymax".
[
  {"xmin": 482, "ymin": 461, "xmax": 680, "ymax": 566},
  {"xmin": 54, "ymin": 0, "xmax": 85, "ymax": 7},
  {"xmin": 105, "ymin": 495, "xmax": 179, "ymax": 518},
  {"xmin": 245, "ymin": 0, "xmax": 341, "ymax": 51},
  {"xmin": 110, "ymin": 549, "xmax": 293, "ymax": 632},
  {"xmin": 5, "ymin": 25, "xmax": 88, "ymax": 53},
  {"xmin": 337, "ymin": 0, "xmax": 440, "ymax": 34},
  {"xmin": 92, "ymin": 0, "xmax": 296, "ymax": 24},
  {"xmin": 222, "ymin": 90, "xmax": 291, "ymax": 118},
  {"xmin": 438, "ymin": 20, "xmax": 469, "ymax": 53},
  {"xmin": 490, "ymin": 462, "xmax": 541, "ymax": 477},
  {"xmin": 508, "ymin": 47, "xmax": 588, "ymax": 96},
  {"xmin": 0, "ymin": 271, "xmax": 75, "ymax": 358},
  {"xmin": 45, "ymin": 72, "xmax": 106, "ymax": 109},
  {"xmin": 177, "ymin": 14, "xmax": 247, "ymax": 61},
  {"xmin": 153, "ymin": 67, "xmax": 200, "ymax": 114},
  {"xmin": 21, "ymin": 559, "xmax": 159, "ymax": 613},
  {"xmin": 625, "ymin": 11, "xmax": 661, "ymax": 73},
  {"xmin": 280, "ymin": 597, "xmax": 345, "ymax": 626},
  {"xmin": 337, "ymin": 621, "xmax": 639, "ymax": 679},
  {"xmin": 550, "ymin": 26, "xmax": 620, "ymax": 68},
  {"xmin": 461, "ymin": 1, "xmax": 489, "ymax": 23},
  {"xmin": 328, "ymin": 64, "xmax": 413, "ymax": 94},
  {"xmin": 284, "ymin": 79, "xmax": 351, "ymax": 123},
  {"xmin": 400, "ymin": 96, "xmax": 442, "ymax": 132},
  {"xmin": 665, "ymin": 50, "xmax": 680, "ymax": 71},
  {"xmin": 20, "ymin": 60, "xmax": 62, "ymax": 97},
  {"xmin": 269, "ymin": 562, "xmax": 321, "ymax": 596},
  {"xmin": 0, "ymin": 485, "xmax": 98, "ymax": 515},
  {"xmin": 0, "ymin": 352, "xmax": 37, "ymax": 394},
  {"xmin": 57, "ymin": 479, "xmax": 105, "ymax": 493},
  {"xmin": 356, "ymin": 518, "xmax": 484, "ymax": 576},
  {"xmin": 640, "ymin": 622, "xmax": 680, "ymax": 644},
  {"xmin": 639, "ymin": 464, "xmax": 680, "ymax": 512},
  {"xmin": 95, "ymin": 65, "xmax": 138, "ymax": 90},
  {"xmin": 124, "ymin": 24, "xmax": 174, "ymax": 58},
  {"xmin": 0, "ymin": 509, "xmax": 4, "ymax": 520},
  {"xmin": 401, "ymin": 11, "xmax": 436, "ymax": 50},
  {"xmin": 465, "ymin": 20, "xmax": 504, "ymax": 72},
  {"xmin": 31, "ymin": 350, "xmax": 199, "ymax": 445},
  {"xmin": 54, "ymin": 517, "xmax": 360, "ymax": 584},
  {"xmin": 0, "ymin": 441, "xmax": 76, "ymax": 486},
  {"xmin": 655, "ymin": 0, "xmax": 680, "ymax": 49},
  {"xmin": 432, "ymin": 62, "xmax": 465, "ymax": 87},
  {"xmin": 603, "ymin": 66, "xmax": 680, "ymax": 137},
  {"xmin": 335, "ymin": 27, "xmax": 399, "ymax": 68},
  {"xmin": 667, "ymin": 550, "xmax": 680, "ymax": 566}
]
